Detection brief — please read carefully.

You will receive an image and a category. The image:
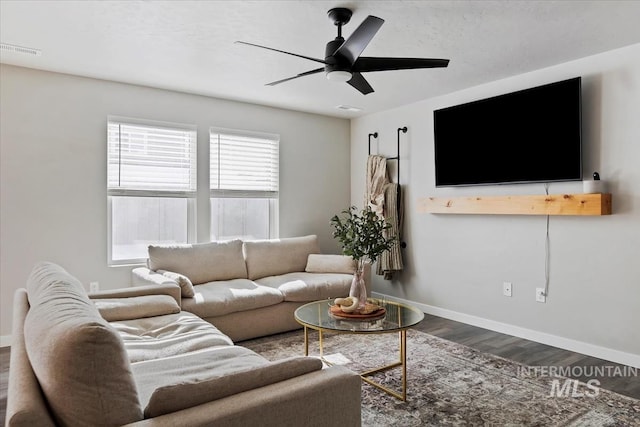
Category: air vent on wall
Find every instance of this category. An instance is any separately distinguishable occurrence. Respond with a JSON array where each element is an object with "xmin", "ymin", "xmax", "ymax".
[{"xmin": 0, "ymin": 43, "xmax": 42, "ymax": 56}]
